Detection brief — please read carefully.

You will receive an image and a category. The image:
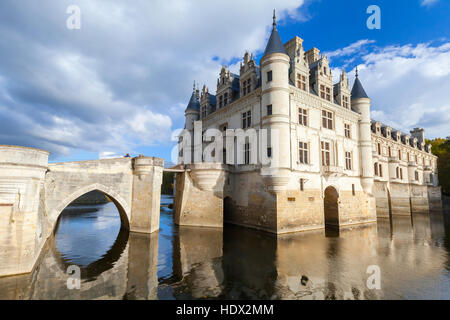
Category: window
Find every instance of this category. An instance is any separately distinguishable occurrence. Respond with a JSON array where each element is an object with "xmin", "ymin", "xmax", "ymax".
[
  {"xmin": 267, "ymin": 71, "xmax": 273, "ymax": 82},
  {"xmin": 415, "ymin": 171, "xmax": 419, "ymax": 181},
  {"xmin": 297, "ymin": 74, "xmax": 306, "ymax": 91},
  {"xmin": 407, "ymin": 153, "xmax": 410, "ymax": 162},
  {"xmin": 388, "ymin": 146, "xmax": 392, "ymax": 157},
  {"xmin": 374, "ymin": 162, "xmax": 378, "ymax": 176},
  {"xmin": 398, "ymin": 149, "xmax": 402, "ymax": 160},
  {"xmin": 415, "ymin": 155, "xmax": 418, "ymax": 163},
  {"xmin": 352, "ymin": 184, "xmax": 356, "ymax": 196},
  {"xmin": 220, "ymin": 124, "xmax": 227, "ymax": 132},
  {"xmin": 400, "ymin": 168, "xmax": 403, "ymax": 180},
  {"xmin": 298, "ymin": 108, "xmax": 308, "ymax": 126},
  {"xmin": 243, "ymin": 79, "xmax": 251, "ymax": 96},
  {"xmin": 223, "ymin": 148, "xmax": 227, "ymax": 164},
  {"xmin": 344, "ymin": 124, "xmax": 351, "ymax": 139},
  {"xmin": 345, "ymin": 152, "xmax": 352, "ymax": 170},
  {"xmin": 202, "ymin": 106, "xmax": 207, "ymax": 118},
  {"xmin": 267, "ymin": 147, "xmax": 272, "ymax": 158},
  {"xmin": 223, "ymin": 92, "xmax": 228, "ymax": 106},
  {"xmin": 379, "ymin": 164, "xmax": 383, "ymax": 177},
  {"xmin": 244, "ymin": 142, "xmax": 250, "ymax": 165},
  {"xmin": 179, "ymin": 148, "xmax": 183, "ymax": 157},
  {"xmin": 342, "ymin": 95, "xmax": 349, "ymax": 108},
  {"xmin": 321, "ymin": 141, "xmax": 331, "ymax": 166},
  {"xmin": 219, "ymin": 95, "xmax": 223, "ymax": 108},
  {"xmin": 299, "ymin": 142, "xmax": 309, "ymax": 164},
  {"xmin": 242, "ymin": 110, "xmax": 251, "ymax": 128},
  {"xmin": 322, "ymin": 110, "xmax": 333, "ymax": 130},
  {"xmin": 326, "ymin": 87, "xmax": 331, "ymax": 101},
  {"xmin": 377, "ymin": 143, "xmax": 381, "ymax": 155},
  {"xmin": 320, "ymin": 85, "xmax": 331, "ymax": 101},
  {"xmin": 396, "ymin": 167, "xmax": 400, "ymax": 179},
  {"xmin": 267, "ymin": 105, "xmax": 272, "ymax": 116},
  {"xmin": 300, "ymin": 178, "xmax": 304, "ymax": 191}
]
